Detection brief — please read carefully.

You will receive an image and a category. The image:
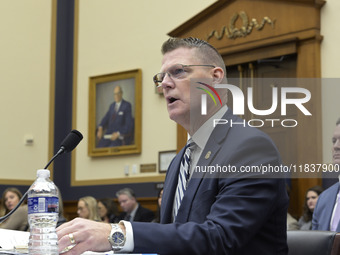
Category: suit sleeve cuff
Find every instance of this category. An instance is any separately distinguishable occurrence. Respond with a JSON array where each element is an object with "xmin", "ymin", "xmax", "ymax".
[{"xmin": 117, "ymin": 220, "xmax": 134, "ymax": 253}]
